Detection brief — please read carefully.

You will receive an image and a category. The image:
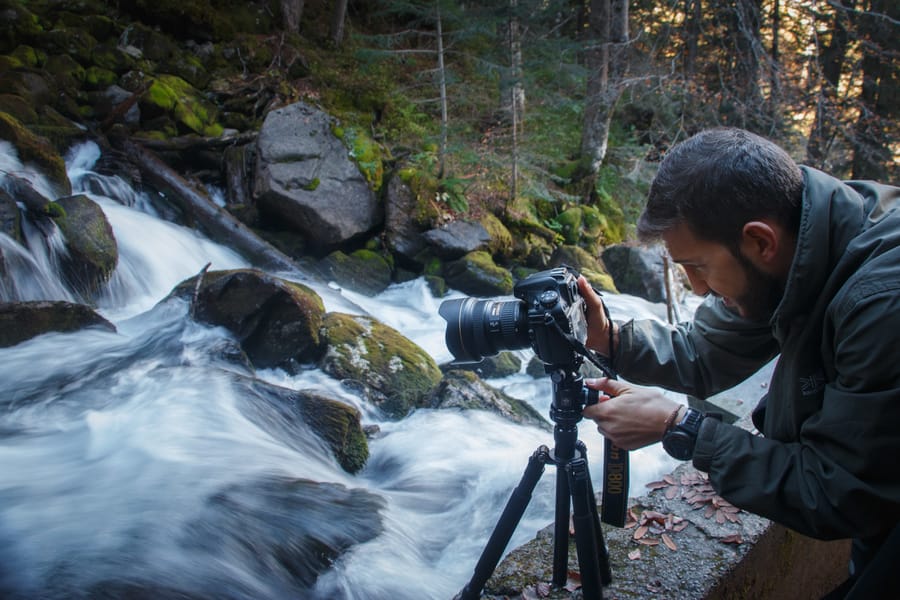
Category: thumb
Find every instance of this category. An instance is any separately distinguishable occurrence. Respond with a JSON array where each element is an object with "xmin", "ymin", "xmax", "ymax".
[{"xmin": 584, "ymin": 377, "xmax": 629, "ymax": 397}]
